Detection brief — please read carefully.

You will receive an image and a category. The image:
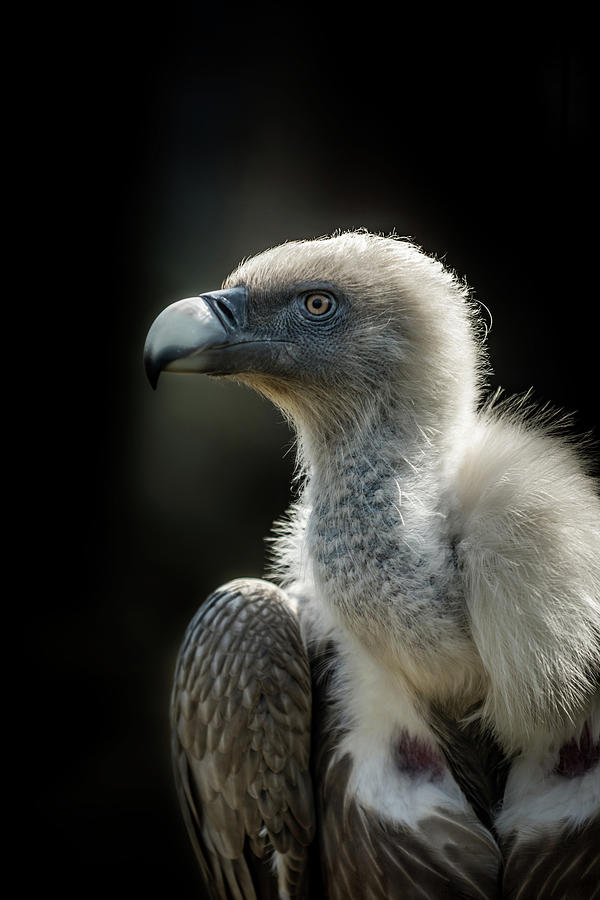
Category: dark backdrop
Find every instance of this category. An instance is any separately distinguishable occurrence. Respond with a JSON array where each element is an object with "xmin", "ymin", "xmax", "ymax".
[{"xmin": 30, "ymin": 10, "xmax": 594, "ymax": 898}]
